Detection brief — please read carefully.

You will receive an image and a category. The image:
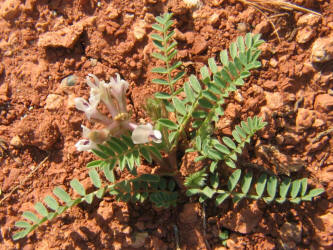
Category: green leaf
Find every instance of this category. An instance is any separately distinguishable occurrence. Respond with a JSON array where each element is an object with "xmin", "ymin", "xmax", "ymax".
[
  {"xmin": 15, "ymin": 221, "xmax": 32, "ymax": 228},
  {"xmin": 279, "ymin": 178, "xmax": 291, "ymax": 198},
  {"xmin": 216, "ymin": 192, "xmax": 230, "ymax": 205},
  {"xmin": 152, "ymin": 52, "xmax": 167, "ymax": 62},
  {"xmin": 215, "ymin": 143, "xmax": 230, "ymax": 155},
  {"xmin": 85, "ymin": 193, "xmax": 94, "ymax": 204},
  {"xmin": 256, "ymin": 173, "xmax": 267, "ymax": 198},
  {"xmin": 139, "ymin": 174, "xmax": 160, "ymax": 182},
  {"xmin": 147, "ymin": 146, "xmax": 162, "ymax": 160},
  {"xmin": 222, "ymin": 137, "xmax": 236, "ymax": 150},
  {"xmin": 208, "ymin": 57, "xmax": 218, "ymax": 74},
  {"xmin": 228, "ymin": 169, "xmax": 241, "ymax": 192},
  {"xmin": 152, "ymin": 23, "xmax": 163, "ymax": 32},
  {"xmin": 152, "ymin": 78, "xmax": 169, "ymax": 85},
  {"xmin": 103, "ymin": 163, "xmax": 115, "ymax": 183},
  {"xmin": 225, "ymin": 159, "xmax": 236, "ymax": 168},
  {"xmin": 267, "ymin": 176, "xmax": 277, "ymax": 199},
  {"xmin": 13, "ymin": 229, "xmax": 30, "ymax": 241},
  {"xmin": 70, "ymin": 179, "xmax": 86, "ymax": 196},
  {"xmin": 154, "ymin": 93, "xmax": 171, "ymax": 101},
  {"xmin": 158, "ymin": 118, "xmax": 178, "ymax": 129},
  {"xmin": 170, "ymin": 61, "xmax": 182, "ymax": 71},
  {"xmin": 139, "ymin": 147, "xmax": 150, "ymax": 164},
  {"xmin": 173, "ymin": 97, "xmax": 186, "ymax": 115},
  {"xmin": 189, "ymin": 75, "xmax": 202, "ymax": 93},
  {"xmin": 198, "ymin": 98, "xmax": 213, "ymax": 109},
  {"xmin": 221, "ymin": 68, "xmax": 232, "ymax": 83},
  {"xmin": 151, "ymin": 67, "xmax": 168, "ymax": 74},
  {"xmin": 184, "ymin": 82, "xmax": 195, "ymax": 103},
  {"xmin": 291, "ymin": 179, "xmax": 301, "ymax": 198},
  {"xmin": 202, "ymin": 186, "xmax": 215, "ymax": 198},
  {"xmin": 89, "ymin": 169, "xmax": 102, "ymax": 188},
  {"xmin": 200, "ymin": 65, "xmax": 210, "ymax": 82},
  {"xmin": 53, "ymin": 187, "xmax": 72, "ymax": 204},
  {"xmin": 171, "ymin": 71, "xmax": 185, "ymax": 85},
  {"xmin": 44, "ymin": 195, "xmax": 59, "ymax": 211},
  {"xmin": 220, "ymin": 50, "xmax": 229, "ymax": 66},
  {"xmin": 300, "ymin": 178, "xmax": 308, "ymax": 196},
  {"xmin": 232, "ymin": 130, "xmax": 242, "ymax": 144},
  {"xmin": 241, "ymin": 171, "xmax": 253, "ymax": 194},
  {"xmin": 151, "ymin": 33, "xmax": 163, "ymax": 42},
  {"xmin": 210, "ymin": 172, "xmax": 219, "ymax": 189},
  {"xmin": 23, "ymin": 211, "xmax": 39, "ymax": 223},
  {"xmin": 237, "ymin": 36, "xmax": 245, "ymax": 53},
  {"xmin": 230, "ymin": 42, "xmax": 237, "ymax": 59},
  {"xmin": 86, "ymin": 160, "xmax": 103, "ymax": 168},
  {"xmin": 91, "ymin": 149, "xmax": 108, "ymax": 159},
  {"xmin": 245, "ymin": 33, "xmax": 252, "ymax": 48},
  {"xmin": 34, "ymin": 202, "xmax": 49, "ymax": 217},
  {"xmin": 305, "ymin": 188, "xmax": 324, "ymax": 199}
]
